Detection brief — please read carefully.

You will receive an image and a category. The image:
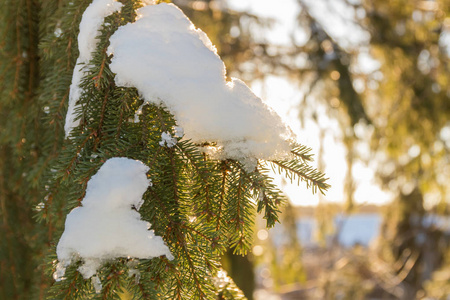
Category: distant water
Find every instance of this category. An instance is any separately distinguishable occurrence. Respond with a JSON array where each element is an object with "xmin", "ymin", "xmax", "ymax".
[{"xmin": 295, "ymin": 213, "xmax": 382, "ymax": 247}]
